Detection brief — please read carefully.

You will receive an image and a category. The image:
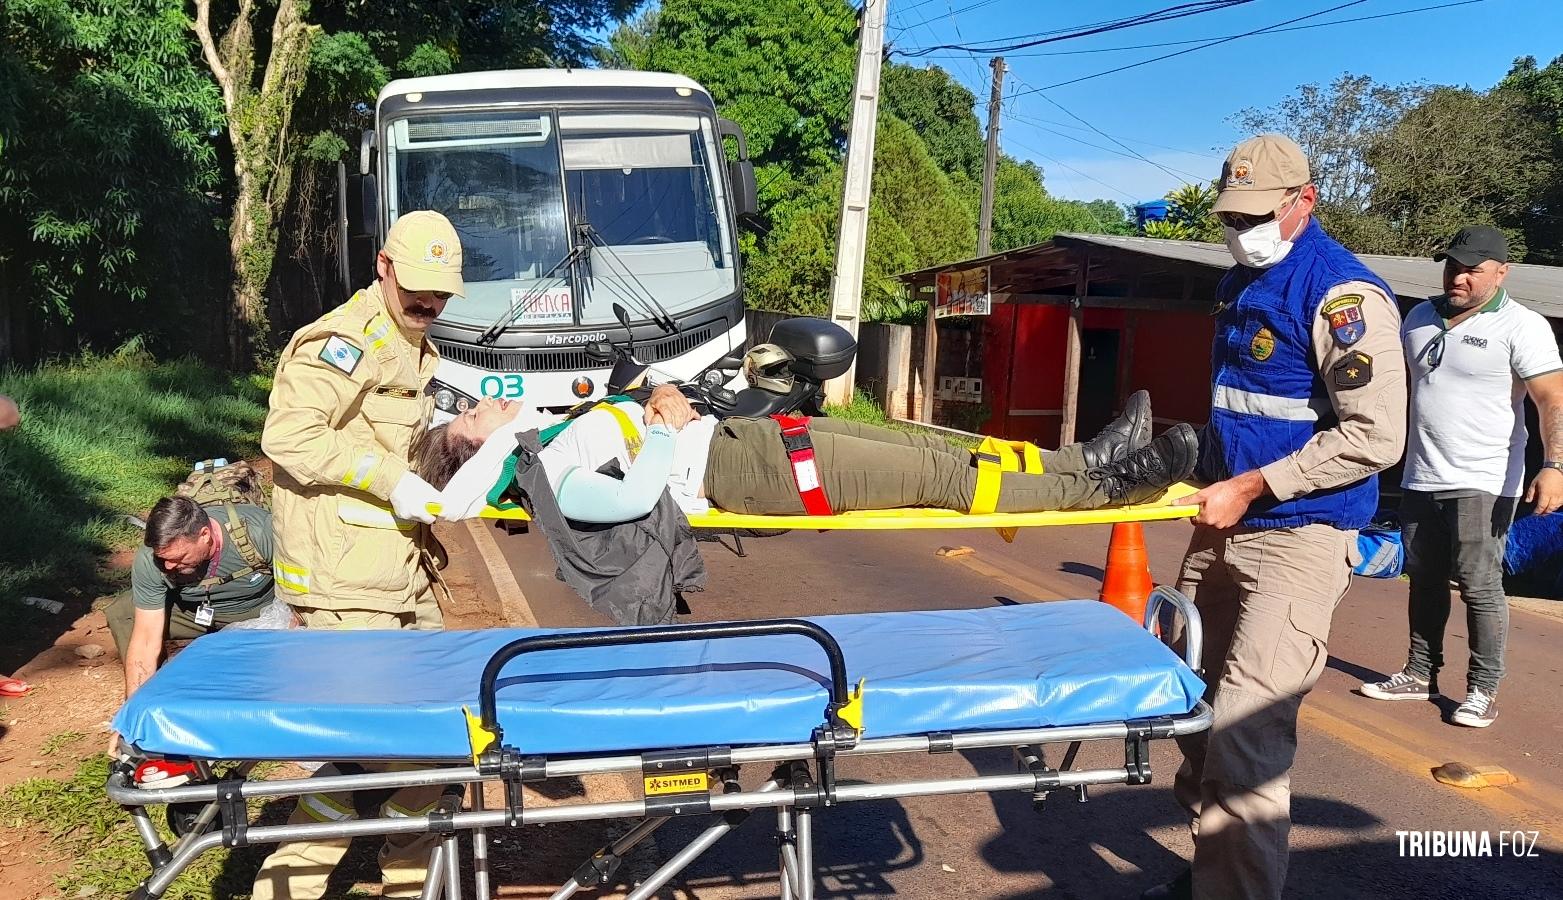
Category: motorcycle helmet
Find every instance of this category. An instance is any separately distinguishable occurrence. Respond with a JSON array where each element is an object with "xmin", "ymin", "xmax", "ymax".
[{"xmin": 742, "ymin": 343, "xmax": 796, "ymax": 394}]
